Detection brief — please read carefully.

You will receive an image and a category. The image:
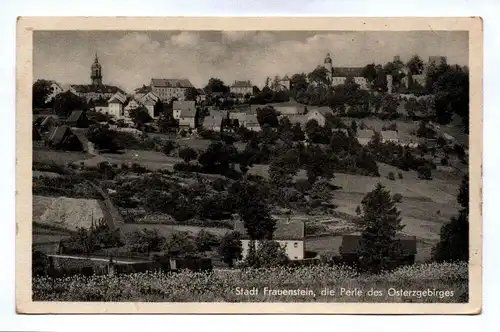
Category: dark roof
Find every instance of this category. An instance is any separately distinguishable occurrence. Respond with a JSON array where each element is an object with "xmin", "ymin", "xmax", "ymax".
[
  {"xmin": 48, "ymin": 125, "xmax": 71, "ymax": 144},
  {"xmin": 71, "ymin": 128, "xmax": 90, "ymax": 147},
  {"xmin": 151, "ymin": 78, "xmax": 194, "ymax": 88},
  {"xmin": 340, "ymin": 234, "xmax": 417, "ymax": 256},
  {"xmin": 71, "ymin": 84, "xmax": 124, "ymax": 94},
  {"xmin": 357, "ymin": 129, "xmax": 375, "ymax": 139},
  {"xmin": 66, "ymin": 110, "xmax": 85, "ymax": 123},
  {"xmin": 231, "ymin": 80, "xmax": 252, "ymax": 88},
  {"xmin": 234, "ymin": 220, "xmax": 305, "ymax": 241},
  {"xmin": 173, "ymin": 101, "xmax": 196, "ymax": 117},
  {"xmin": 333, "ymin": 67, "xmax": 364, "ymax": 77}
]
